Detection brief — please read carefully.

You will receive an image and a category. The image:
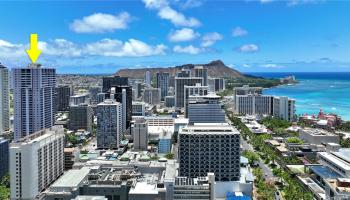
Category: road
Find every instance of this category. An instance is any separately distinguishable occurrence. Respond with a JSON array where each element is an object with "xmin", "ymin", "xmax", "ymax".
[{"xmin": 241, "ymin": 138, "xmax": 274, "ymax": 180}]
